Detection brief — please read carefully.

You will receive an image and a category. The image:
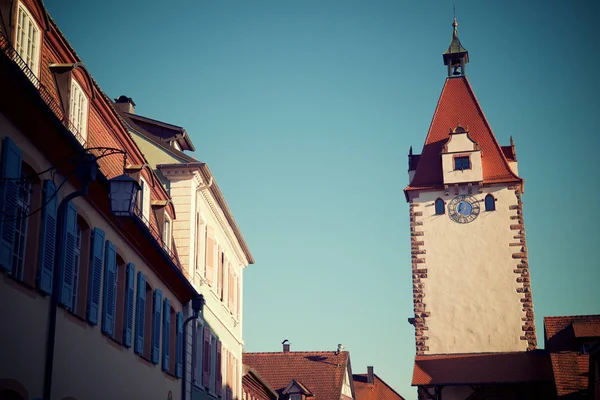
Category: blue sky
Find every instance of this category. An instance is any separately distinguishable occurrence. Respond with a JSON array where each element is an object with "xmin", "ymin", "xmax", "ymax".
[{"xmin": 45, "ymin": 0, "xmax": 600, "ymax": 398}]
